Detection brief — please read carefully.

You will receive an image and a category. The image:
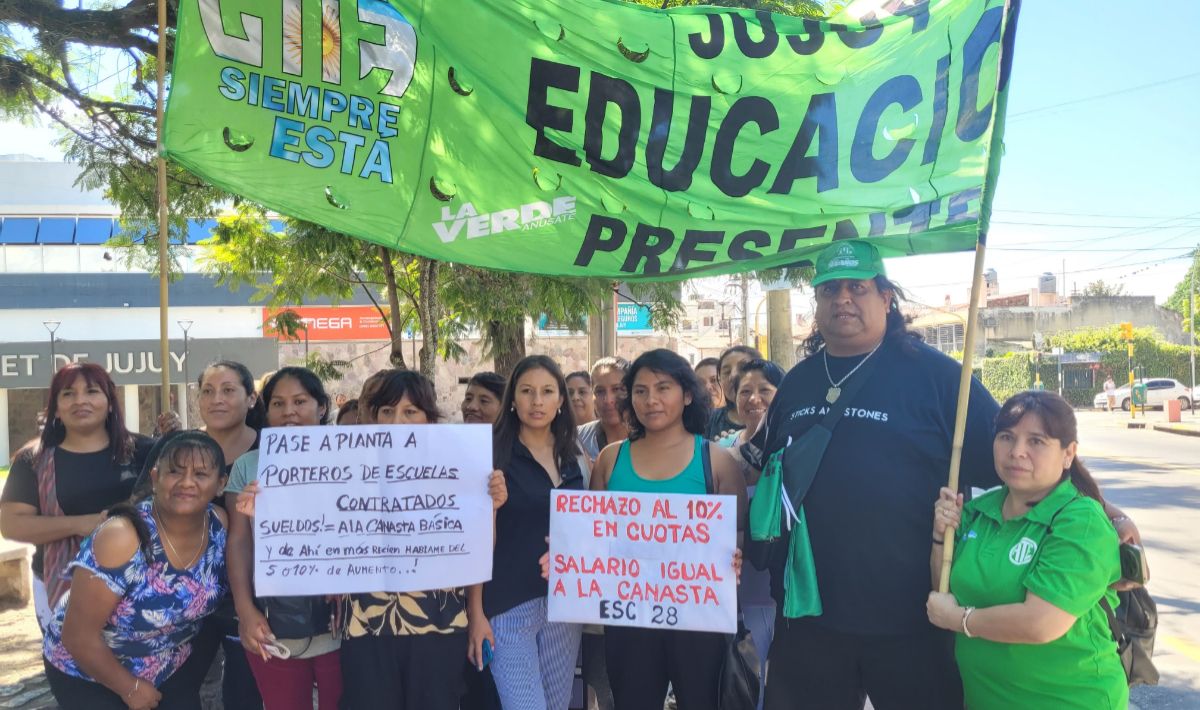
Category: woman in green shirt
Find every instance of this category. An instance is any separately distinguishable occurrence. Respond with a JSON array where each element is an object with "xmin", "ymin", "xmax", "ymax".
[{"xmin": 927, "ymin": 390, "xmax": 1127, "ymax": 710}]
